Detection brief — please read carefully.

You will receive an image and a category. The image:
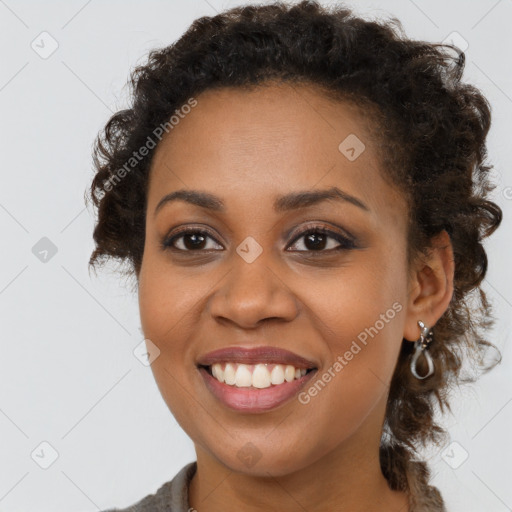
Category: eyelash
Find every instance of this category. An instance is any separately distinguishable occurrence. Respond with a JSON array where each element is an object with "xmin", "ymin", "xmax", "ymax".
[{"xmin": 161, "ymin": 224, "xmax": 356, "ymax": 254}]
